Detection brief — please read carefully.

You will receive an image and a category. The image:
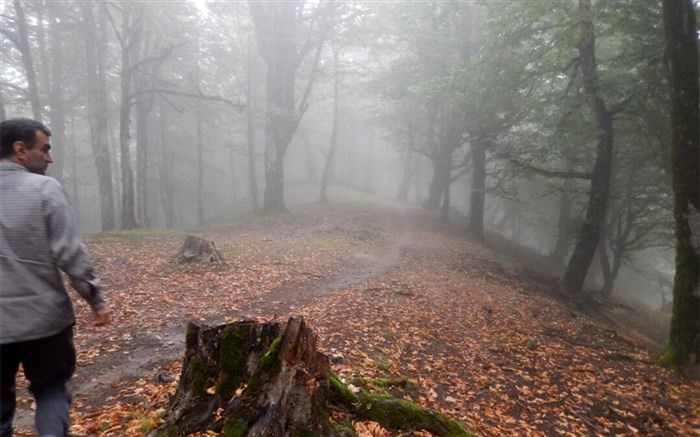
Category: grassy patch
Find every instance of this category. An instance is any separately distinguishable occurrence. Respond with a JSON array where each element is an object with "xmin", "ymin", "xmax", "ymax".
[
  {"xmin": 87, "ymin": 227, "xmax": 186, "ymax": 241},
  {"xmin": 311, "ymin": 234, "xmax": 352, "ymax": 251}
]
